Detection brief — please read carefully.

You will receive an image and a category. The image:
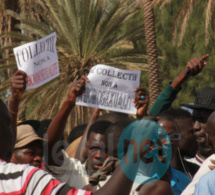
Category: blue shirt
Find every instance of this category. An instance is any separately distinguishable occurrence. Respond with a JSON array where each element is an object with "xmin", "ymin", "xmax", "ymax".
[
  {"xmin": 135, "ymin": 167, "xmax": 190, "ymax": 195},
  {"xmin": 170, "ymin": 167, "xmax": 190, "ymax": 195},
  {"xmin": 194, "ymin": 169, "xmax": 215, "ymax": 195}
]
